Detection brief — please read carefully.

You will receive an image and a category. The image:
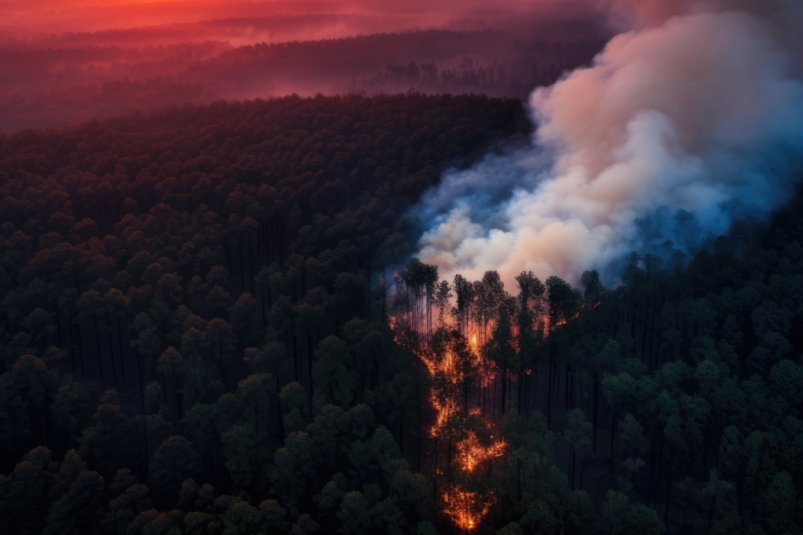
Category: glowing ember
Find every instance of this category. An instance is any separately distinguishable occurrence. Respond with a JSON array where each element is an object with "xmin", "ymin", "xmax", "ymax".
[
  {"xmin": 509, "ymin": 324, "xmax": 521, "ymax": 353},
  {"xmin": 388, "ymin": 275, "xmax": 594, "ymax": 531},
  {"xmin": 455, "ymin": 431, "xmax": 506, "ymax": 473},
  {"xmin": 442, "ymin": 487, "xmax": 492, "ymax": 532},
  {"xmin": 390, "ymin": 307, "xmax": 507, "ymax": 532}
]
